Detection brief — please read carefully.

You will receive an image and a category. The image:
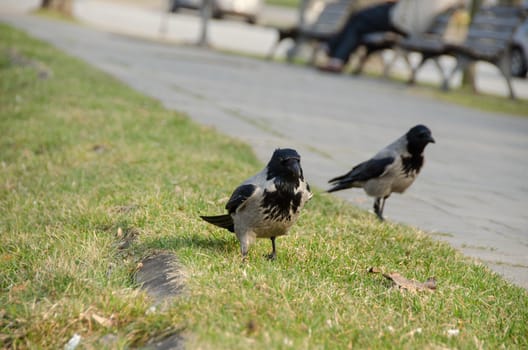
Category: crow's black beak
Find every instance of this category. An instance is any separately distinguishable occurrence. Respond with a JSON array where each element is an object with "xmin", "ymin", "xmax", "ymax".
[
  {"xmin": 289, "ymin": 159, "xmax": 301, "ymax": 178},
  {"xmin": 427, "ymin": 135, "xmax": 436, "ymax": 144}
]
